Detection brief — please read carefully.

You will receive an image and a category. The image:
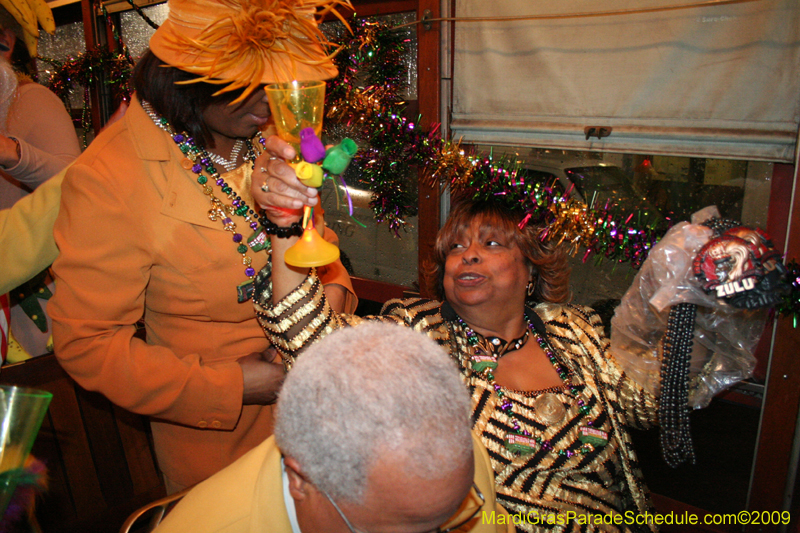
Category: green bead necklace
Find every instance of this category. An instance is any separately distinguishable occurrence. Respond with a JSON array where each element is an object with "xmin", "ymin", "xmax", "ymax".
[
  {"xmin": 142, "ymin": 100, "xmax": 270, "ymax": 302},
  {"xmin": 456, "ymin": 313, "xmax": 603, "ymax": 457}
]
